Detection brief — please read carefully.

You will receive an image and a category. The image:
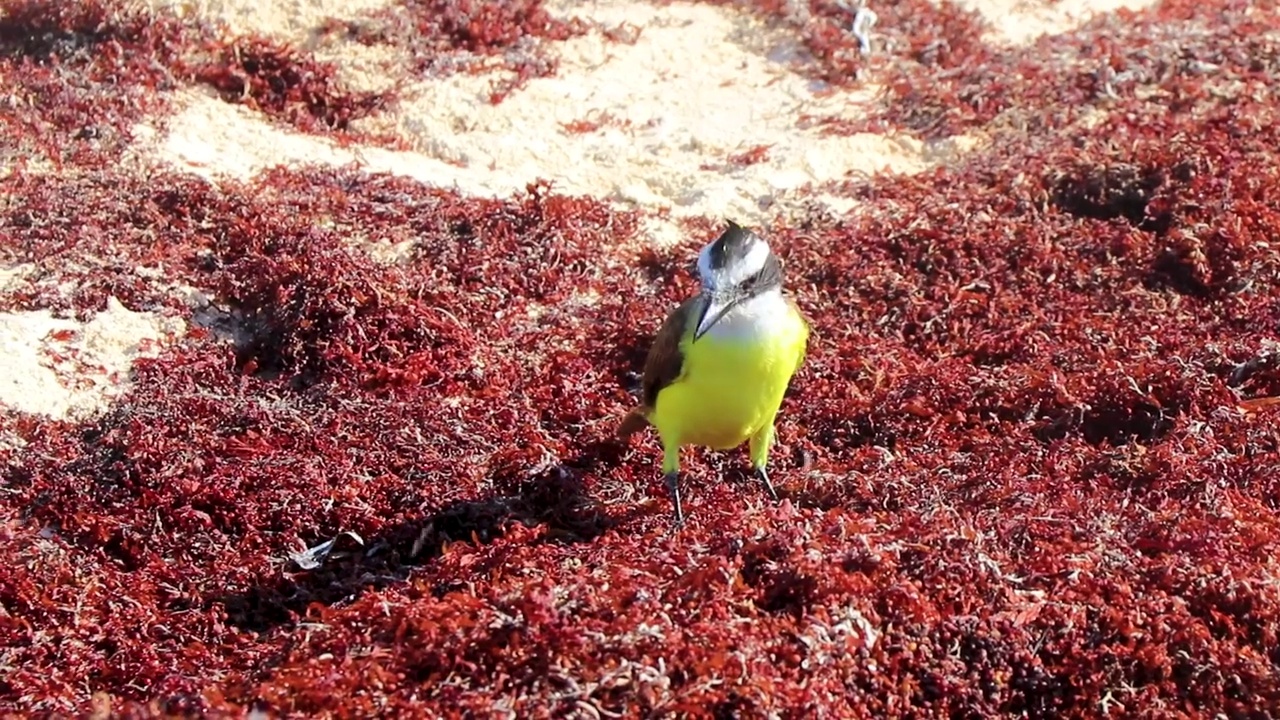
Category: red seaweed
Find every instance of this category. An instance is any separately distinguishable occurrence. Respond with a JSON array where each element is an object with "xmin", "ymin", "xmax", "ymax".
[
  {"xmin": 186, "ymin": 37, "xmax": 395, "ymax": 136},
  {"xmin": 322, "ymin": 0, "xmax": 589, "ymax": 104}
]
